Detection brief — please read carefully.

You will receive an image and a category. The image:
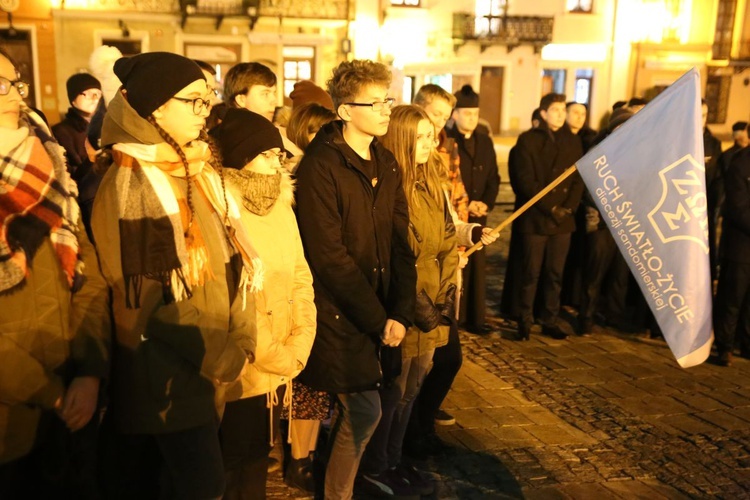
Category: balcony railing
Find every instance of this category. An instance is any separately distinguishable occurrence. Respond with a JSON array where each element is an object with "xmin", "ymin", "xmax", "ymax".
[{"xmin": 453, "ymin": 13, "xmax": 553, "ymax": 51}]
